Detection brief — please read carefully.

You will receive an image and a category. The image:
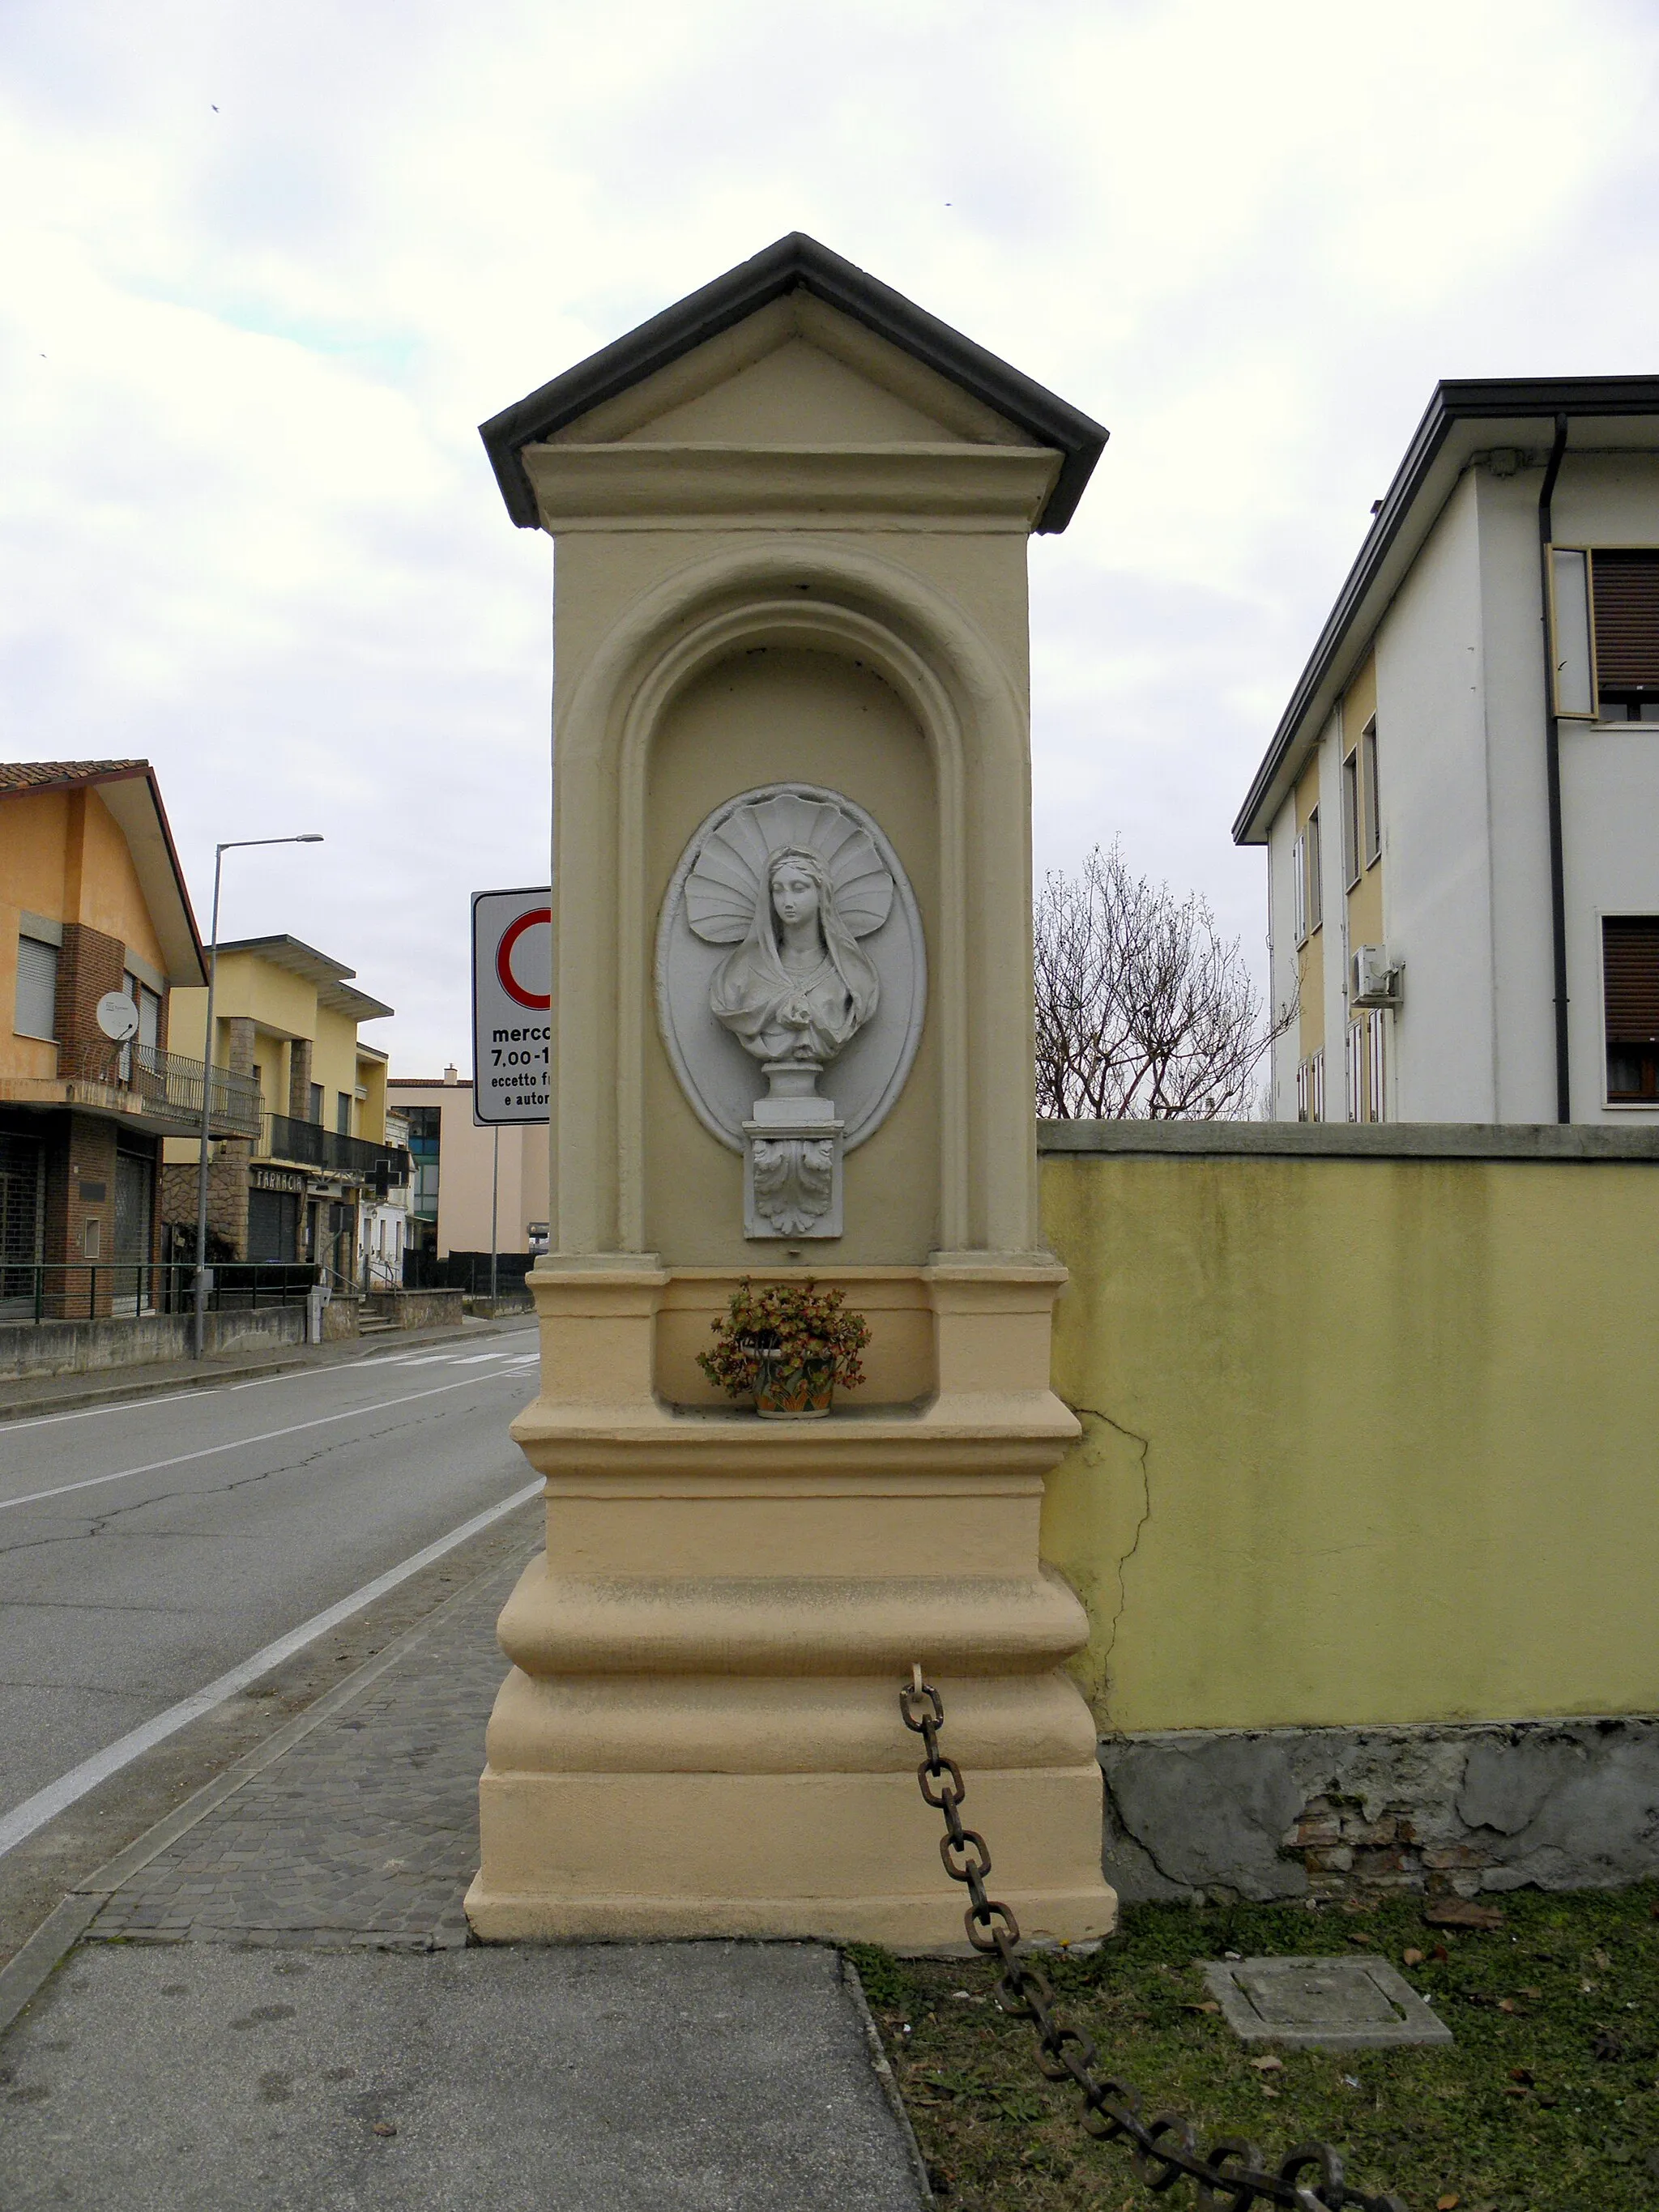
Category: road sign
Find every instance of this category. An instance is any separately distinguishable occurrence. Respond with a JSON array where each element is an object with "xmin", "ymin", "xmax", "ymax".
[{"xmin": 471, "ymin": 887, "xmax": 552, "ymax": 1126}]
